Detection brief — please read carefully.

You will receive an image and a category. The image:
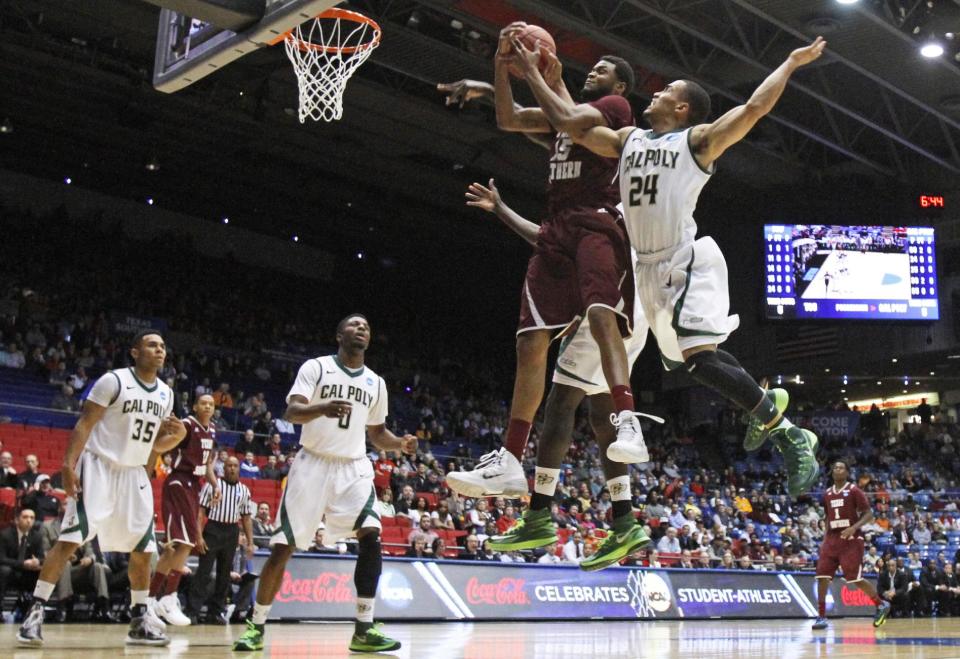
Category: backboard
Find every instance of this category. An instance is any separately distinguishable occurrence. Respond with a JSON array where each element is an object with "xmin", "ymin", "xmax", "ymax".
[{"xmin": 152, "ymin": 0, "xmax": 339, "ymax": 93}]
